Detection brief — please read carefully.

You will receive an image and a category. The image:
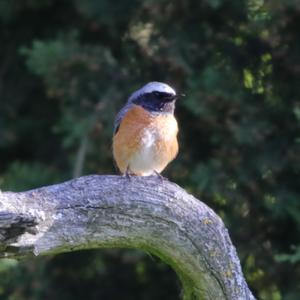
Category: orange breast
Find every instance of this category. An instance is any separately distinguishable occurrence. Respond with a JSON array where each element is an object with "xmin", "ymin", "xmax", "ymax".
[{"xmin": 113, "ymin": 105, "xmax": 178, "ymax": 175}]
